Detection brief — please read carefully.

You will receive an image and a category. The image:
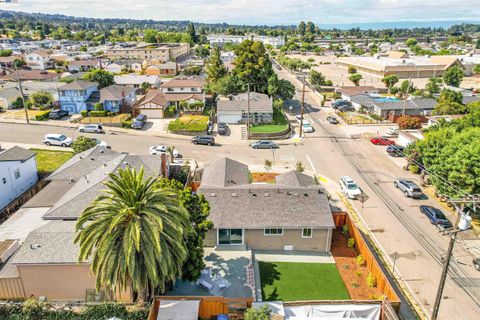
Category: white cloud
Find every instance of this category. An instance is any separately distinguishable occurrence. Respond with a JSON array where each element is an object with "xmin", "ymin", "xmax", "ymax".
[{"xmin": 1, "ymin": 0, "xmax": 479, "ymax": 25}]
